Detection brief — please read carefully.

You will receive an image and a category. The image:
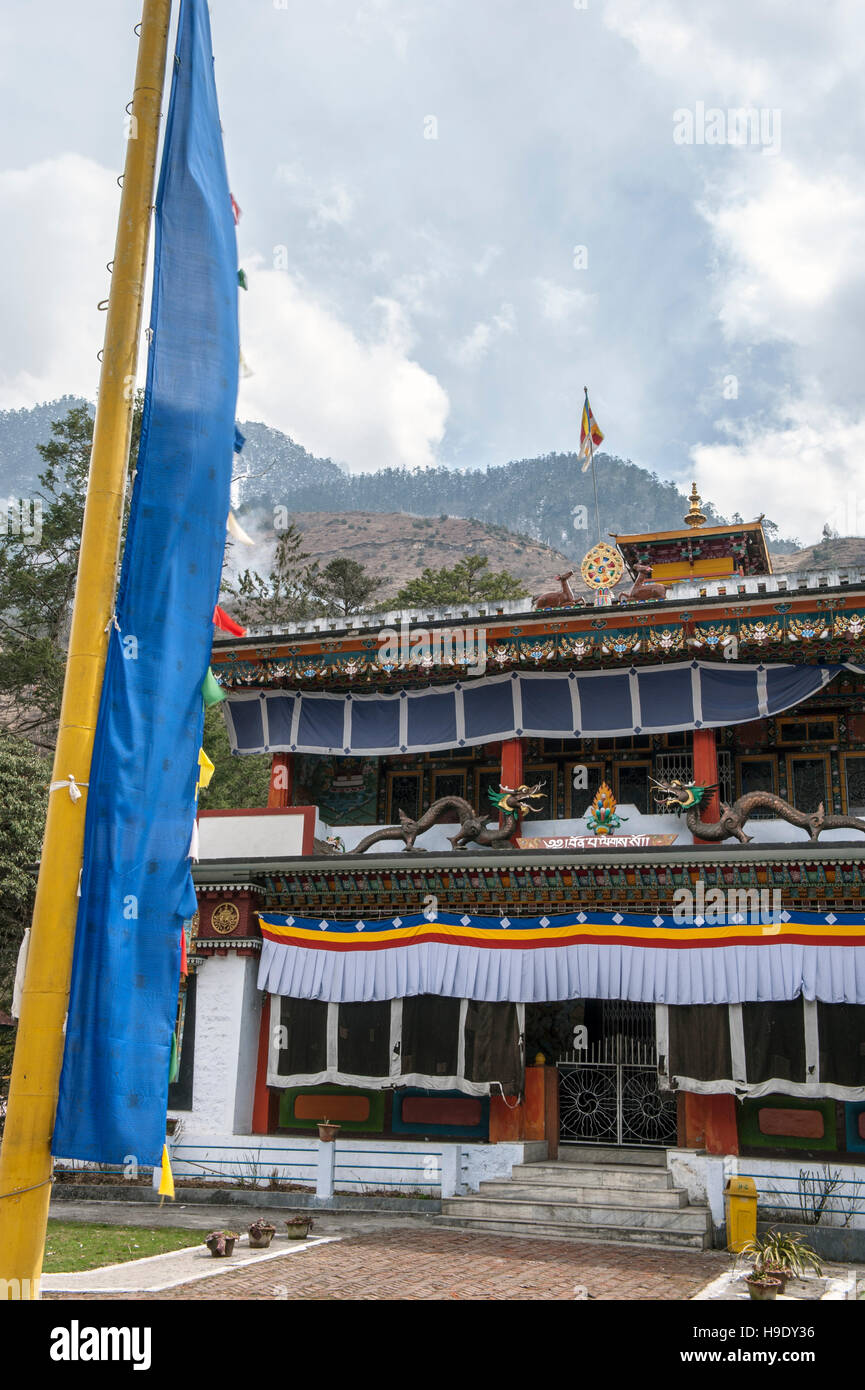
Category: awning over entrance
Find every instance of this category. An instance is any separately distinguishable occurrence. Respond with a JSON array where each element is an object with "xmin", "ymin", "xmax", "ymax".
[
  {"xmin": 226, "ymin": 660, "xmax": 841, "ymax": 756},
  {"xmin": 257, "ymin": 909, "xmax": 865, "ymax": 1006}
]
